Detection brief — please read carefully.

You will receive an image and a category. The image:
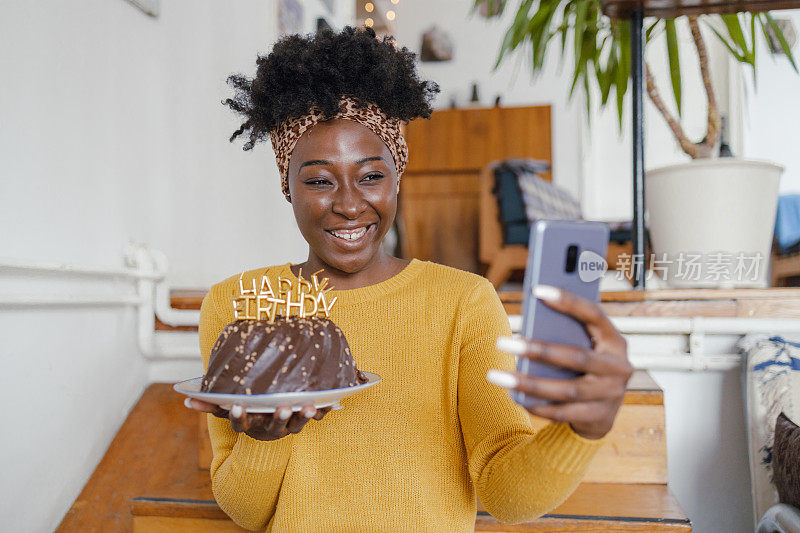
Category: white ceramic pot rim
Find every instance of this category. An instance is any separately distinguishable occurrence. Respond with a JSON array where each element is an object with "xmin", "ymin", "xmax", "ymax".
[{"xmin": 647, "ymin": 158, "xmax": 785, "ymax": 178}]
